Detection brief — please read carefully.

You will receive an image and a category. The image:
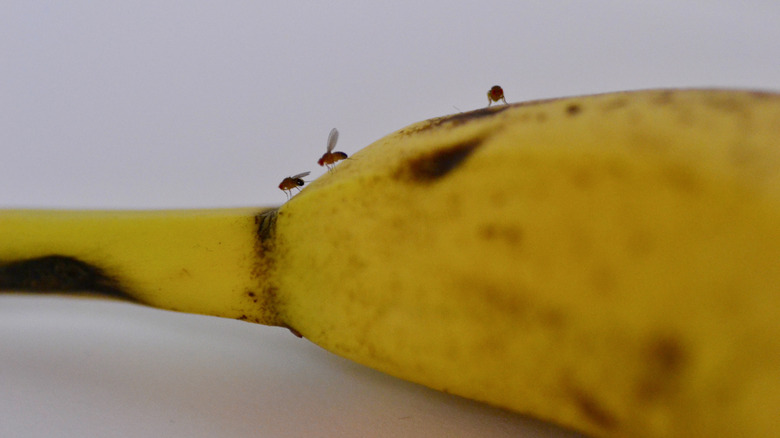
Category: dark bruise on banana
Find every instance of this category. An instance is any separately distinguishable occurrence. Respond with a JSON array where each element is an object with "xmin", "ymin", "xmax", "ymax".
[
  {"xmin": 397, "ymin": 96, "xmax": 592, "ymax": 182},
  {"xmin": 0, "ymin": 255, "xmax": 133, "ymax": 301},
  {"xmin": 402, "ymin": 138, "xmax": 484, "ymax": 182},
  {"xmin": 399, "ymin": 105, "xmax": 511, "ymax": 136}
]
